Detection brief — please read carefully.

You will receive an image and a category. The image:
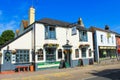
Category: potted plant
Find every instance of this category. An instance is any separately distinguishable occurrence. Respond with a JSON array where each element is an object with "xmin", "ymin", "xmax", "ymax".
[{"xmin": 12, "ymin": 49, "xmax": 16, "ymax": 54}]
